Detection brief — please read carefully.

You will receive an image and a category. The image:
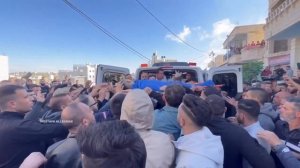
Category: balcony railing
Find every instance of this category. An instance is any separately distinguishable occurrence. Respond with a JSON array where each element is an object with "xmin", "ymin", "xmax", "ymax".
[
  {"xmin": 266, "ymin": 0, "xmax": 297, "ymax": 23},
  {"xmin": 241, "ymin": 45, "xmax": 265, "ymax": 61}
]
